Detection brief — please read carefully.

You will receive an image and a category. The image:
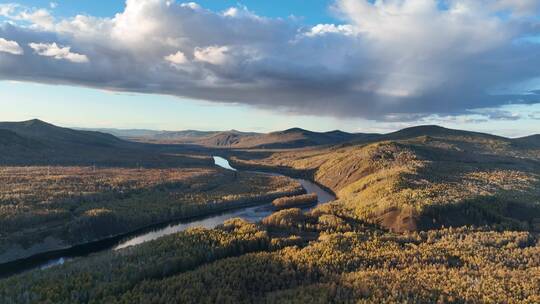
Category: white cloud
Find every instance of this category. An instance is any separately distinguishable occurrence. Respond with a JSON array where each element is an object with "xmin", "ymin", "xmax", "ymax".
[
  {"xmin": 0, "ymin": 37, "xmax": 23, "ymax": 55},
  {"xmin": 194, "ymin": 46, "xmax": 230, "ymax": 65},
  {"xmin": 0, "ymin": 0, "xmax": 539, "ymax": 121},
  {"xmin": 180, "ymin": 2, "xmax": 201, "ymax": 10},
  {"xmin": 49, "ymin": 2, "xmax": 58, "ymax": 9},
  {"xmin": 305, "ymin": 24, "xmax": 355, "ymax": 37},
  {"xmin": 164, "ymin": 51, "xmax": 188, "ymax": 64},
  {"xmin": 0, "ymin": 3, "xmax": 18, "ymax": 17},
  {"xmin": 18, "ymin": 9, "xmax": 54, "ymax": 29},
  {"xmin": 28, "ymin": 42, "xmax": 89, "ymax": 63}
]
